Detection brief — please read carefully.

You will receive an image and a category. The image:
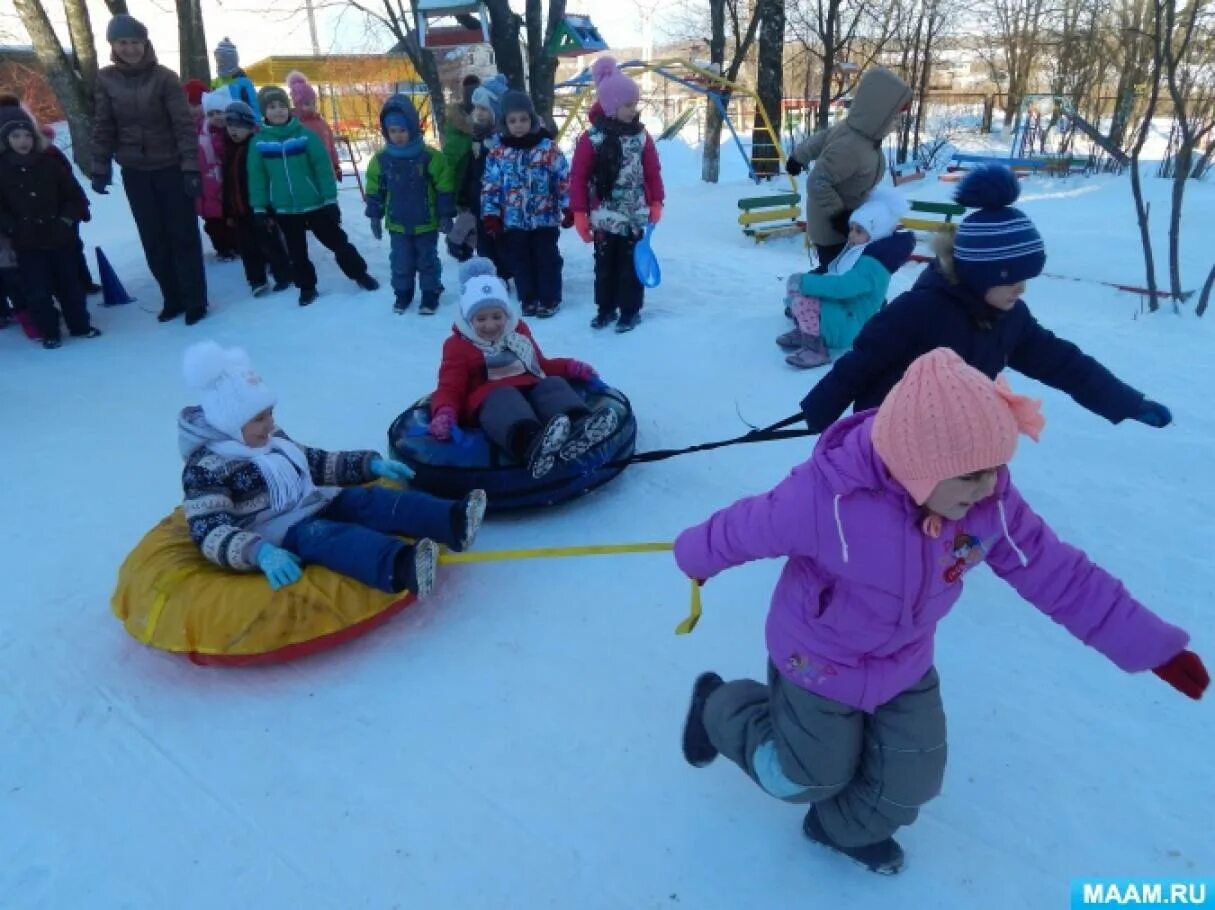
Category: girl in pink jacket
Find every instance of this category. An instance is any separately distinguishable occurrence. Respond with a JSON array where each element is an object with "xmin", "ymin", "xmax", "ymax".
[
  {"xmin": 674, "ymin": 348, "xmax": 1206, "ymax": 875},
  {"xmin": 197, "ymin": 90, "xmax": 238, "ymax": 260}
]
